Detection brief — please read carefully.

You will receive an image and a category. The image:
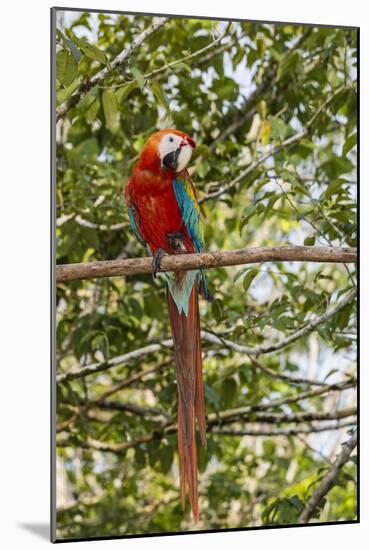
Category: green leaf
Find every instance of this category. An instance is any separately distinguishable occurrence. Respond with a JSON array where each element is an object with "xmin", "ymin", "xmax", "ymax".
[
  {"xmin": 198, "ymin": 443, "xmax": 209, "ymax": 473},
  {"xmin": 217, "ymin": 77, "xmax": 238, "ymax": 102},
  {"xmin": 258, "ymin": 99, "xmax": 267, "ymax": 120},
  {"xmin": 337, "ymin": 302, "xmax": 353, "ymax": 330},
  {"xmin": 342, "ymin": 133, "xmax": 357, "ymax": 157},
  {"xmin": 56, "ymin": 76, "xmax": 82, "ymax": 104},
  {"xmin": 325, "ymin": 178, "xmax": 346, "ymax": 199},
  {"xmin": 56, "ymin": 30, "xmax": 82, "ymax": 63},
  {"xmin": 320, "ymin": 155, "xmax": 352, "ymax": 179},
  {"xmin": 221, "ymin": 378, "xmax": 237, "ymax": 408},
  {"xmin": 241, "ymin": 203, "xmax": 258, "ymax": 231},
  {"xmin": 85, "ymin": 97, "xmax": 100, "ymax": 122},
  {"xmin": 72, "ymin": 36, "xmax": 107, "ymax": 64},
  {"xmin": 262, "ymin": 194, "xmax": 280, "ymax": 218},
  {"xmin": 131, "ymin": 67, "xmax": 145, "ymax": 89},
  {"xmin": 157, "ymin": 444, "xmax": 173, "ymax": 474},
  {"xmin": 56, "ymin": 50, "xmax": 78, "ymax": 86},
  {"xmin": 197, "ymin": 160, "xmax": 210, "ymax": 179},
  {"xmin": 71, "ymin": 137, "xmax": 99, "ymax": 159},
  {"xmin": 242, "ymin": 203, "xmax": 258, "ymax": 219},
  {"xmin": 102, "ymin": 89, "xmax": 119, "ymax": 132},
  {"xmin": 204, "ymin": 383, "xmax": 220, "ymax": 411},
  {"xmin": 234, "ymin": 267, "xmax": 248, "ymax": 283},
  {"xmin": 134, "ymin": 445, "xmax": 147, "ymax": 468},
  {"xmin": 79, "ymin": 89, "xmax": 98, "ymax": 112},
  {"xmin": 115, "ymin": 81, "xmax": 140, "ymax": 102},
  {"xmin": 211, "ymin": 298, "xmax": 224, "ymax": 323},
  {"xmin": 151, "ymin": 81, "xmax": 170, "ymax": 113},
  {"xmin": 276, "ymin": 51, "xmax": 300, "ymax": 81},
  {"xmin": 270, "ymin": 117, "xmax": 288, "ymax": 141},
  {"xmin": 243, "ymin": 268, "xmax": 258, "ymax": 292},
  {"xmin": 254, "ymin": 177, "xmax": 270, "ymax": 195},
  {"xmin": 91, "ymin": 333, "xmax": 109, "ymax": 359},
  {"xmin": 304, "ymin": 236, "xmax": 315, "ymax": 246}
]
